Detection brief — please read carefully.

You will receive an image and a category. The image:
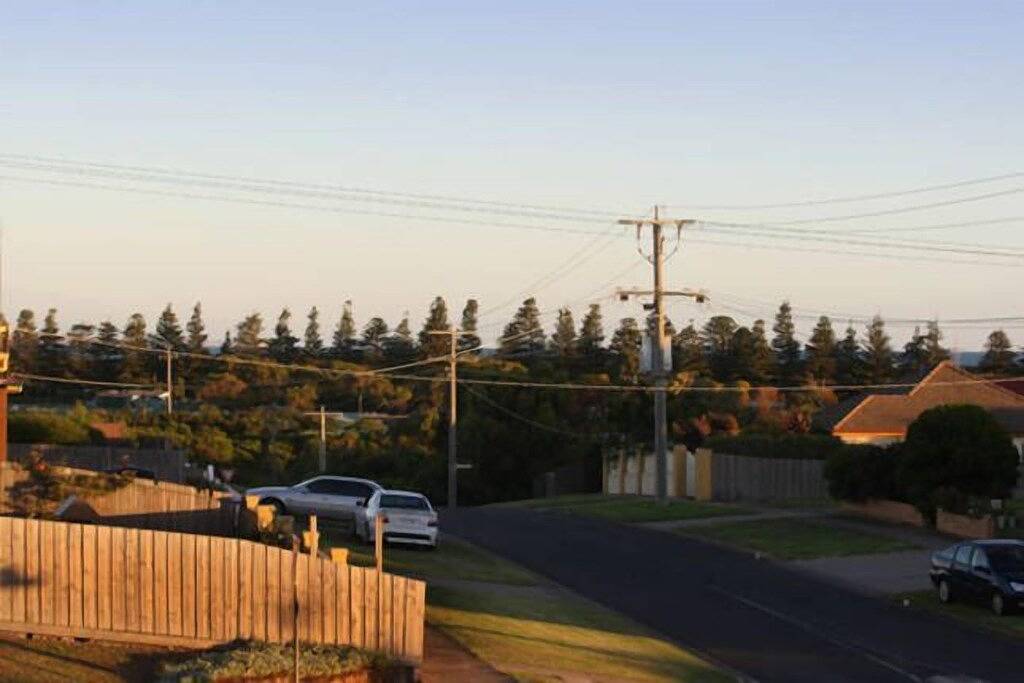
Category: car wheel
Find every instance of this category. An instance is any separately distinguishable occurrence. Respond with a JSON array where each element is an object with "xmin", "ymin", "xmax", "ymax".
[
  {"xmin": 261, "ymin": 498, "xmax": 286, "ymax": 516},
  {"xmin": 937, "ymin": 580, "xmax": 953, "ymax": 604},
  {"xmin": 991, "ymin": 592, "xmax": 1008, "ymax": 617}
]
